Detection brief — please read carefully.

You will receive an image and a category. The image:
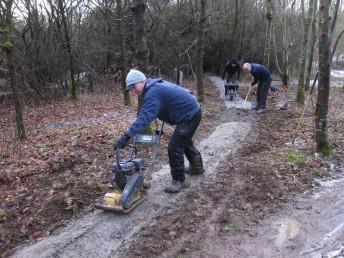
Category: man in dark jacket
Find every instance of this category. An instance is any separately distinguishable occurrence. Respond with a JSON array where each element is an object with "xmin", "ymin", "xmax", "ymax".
[
  {"xmin": 242, "ymin": 63, "xmax": 272, "ymax": 113},
  {"xmin": 222, "ymin": 59, "xmax": 241, "ymax": 97},
  {"xmin": 114, "ymin": 69, "xmax": 204, "ymax": 193}
]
